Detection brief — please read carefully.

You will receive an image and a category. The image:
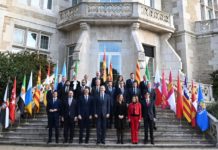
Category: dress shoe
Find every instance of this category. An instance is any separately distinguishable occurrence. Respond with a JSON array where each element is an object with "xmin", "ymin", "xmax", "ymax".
[
  {"xmin": 151, "ymin": 141, "xmax": 154, "ymax": 145},
  {"xmin": 47, "ymin": 140, "xmax": 52, "ymax": 144},
  {"xmin": 101, "ymin": 141, "xmax": 105, "ymax": 144},
  {"xmin": 96, "ymin": 141, "xmax": 100, "ymax": 144}
]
